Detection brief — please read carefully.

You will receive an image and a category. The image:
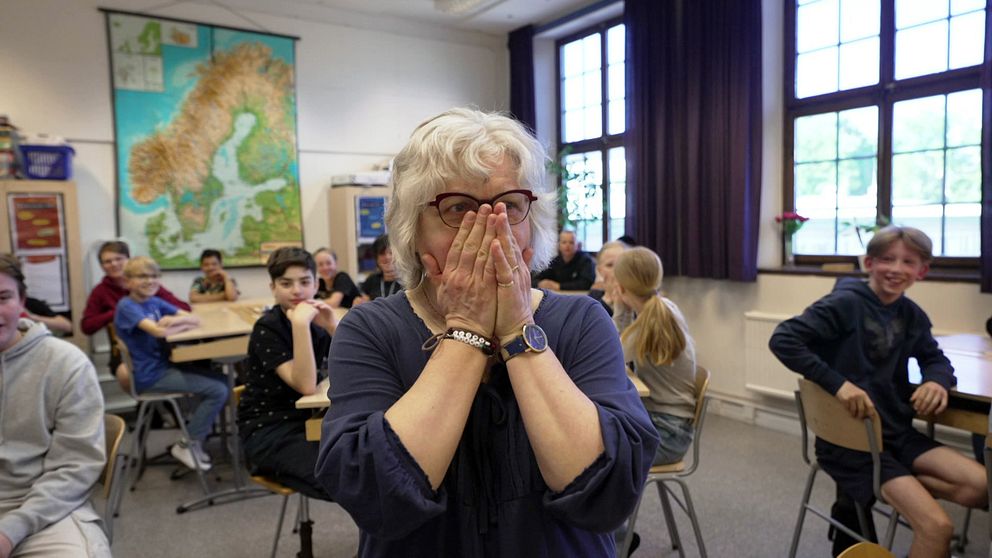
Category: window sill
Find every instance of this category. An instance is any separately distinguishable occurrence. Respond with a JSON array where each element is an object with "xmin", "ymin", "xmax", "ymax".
[{"xmin": 758, "ymin": 266, "xmax": 980, "ymax": 284}]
